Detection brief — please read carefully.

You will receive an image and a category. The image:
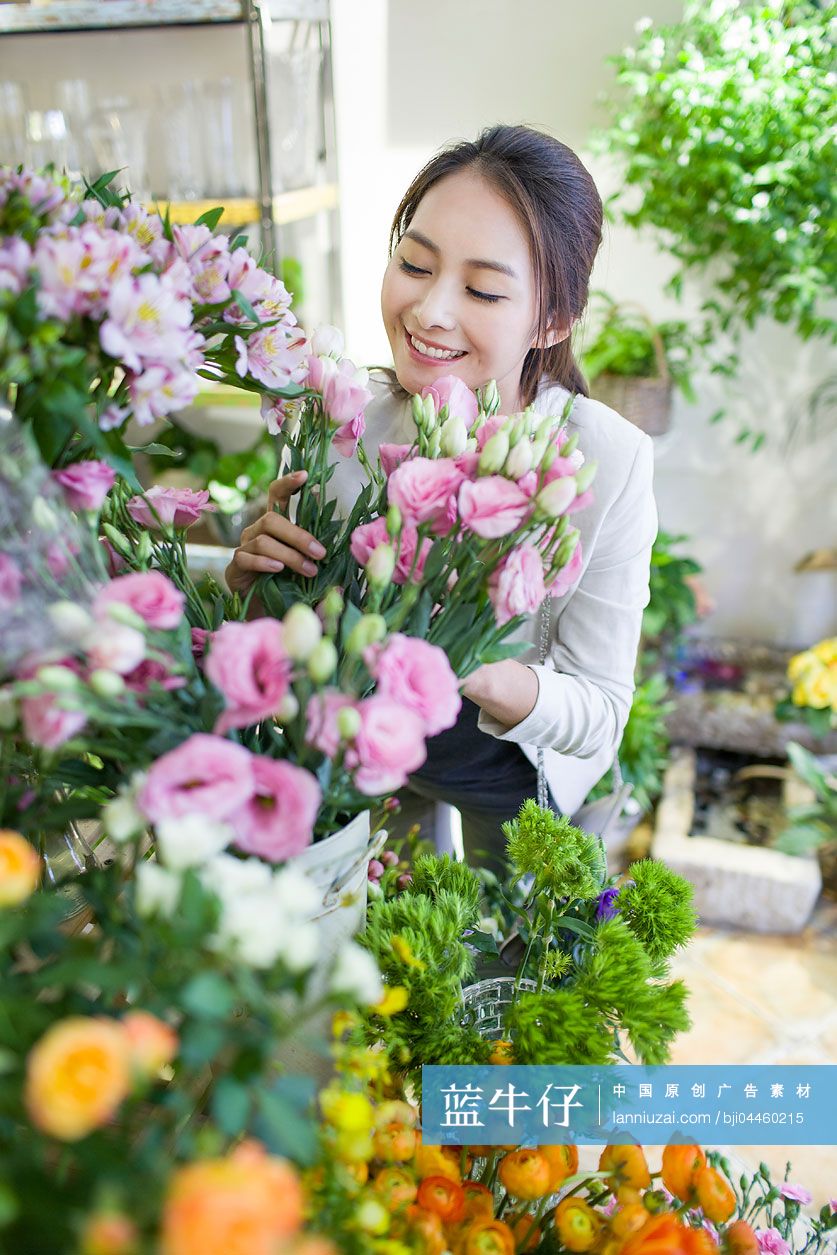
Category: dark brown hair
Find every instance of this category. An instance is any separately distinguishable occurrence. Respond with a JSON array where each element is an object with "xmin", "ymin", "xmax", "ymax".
[{"xmin": 389, "ymin": 124, "xmax": 603, "ymax": 405}]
